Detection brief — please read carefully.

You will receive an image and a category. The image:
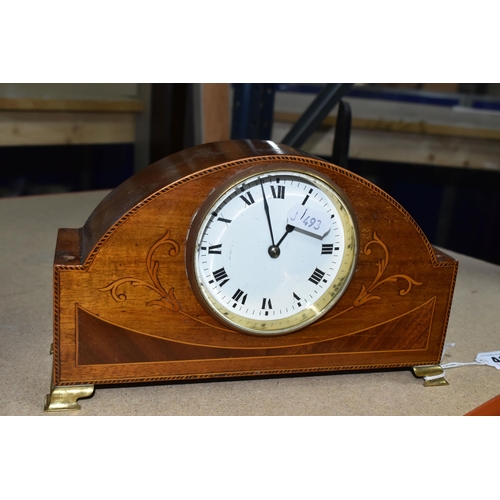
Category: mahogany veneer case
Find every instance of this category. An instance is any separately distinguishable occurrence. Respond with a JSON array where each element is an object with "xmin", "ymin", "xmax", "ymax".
[{"xmin": 46, "ymin": 140, "xmax": 458, "ymax": 409}]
